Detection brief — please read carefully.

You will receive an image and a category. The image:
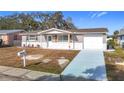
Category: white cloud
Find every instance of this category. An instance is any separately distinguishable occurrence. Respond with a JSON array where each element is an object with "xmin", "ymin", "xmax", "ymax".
[
  {"xmin": 91, "ymin": 13, "xmax": 98, "ymax": 18},
  {"xmin": 97, "ymin": 12, "xmax": 107, "ymax": 17},
  {"xmin": 90, "ymin": 12, "xmax": 108, "ymax": 19}
]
